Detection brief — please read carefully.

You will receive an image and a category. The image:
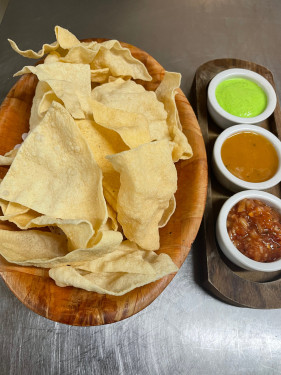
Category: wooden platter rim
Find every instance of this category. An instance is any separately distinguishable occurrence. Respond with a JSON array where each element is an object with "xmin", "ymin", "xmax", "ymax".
[{"xmin": 196, "ymin": 57, "xmax": 274, "ymax": 76}]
